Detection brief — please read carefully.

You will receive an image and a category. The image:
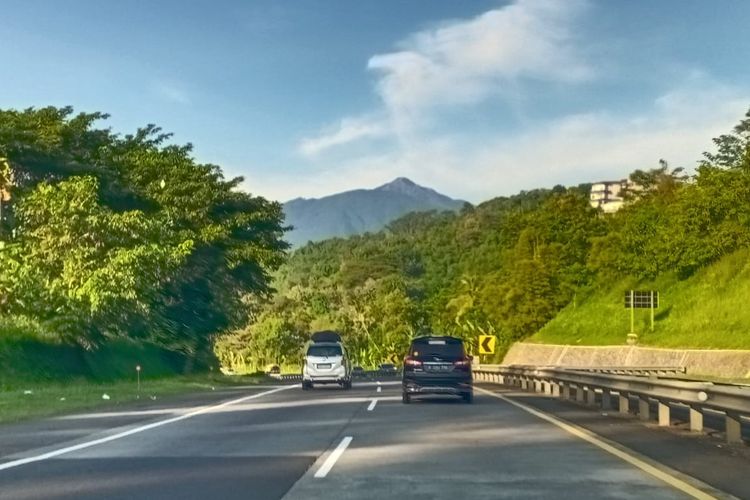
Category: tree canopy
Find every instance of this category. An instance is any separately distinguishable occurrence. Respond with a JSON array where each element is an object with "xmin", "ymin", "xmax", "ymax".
[{"xmin": 0, "ymin": 106, "xmax": 288, "ymax": 367}]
